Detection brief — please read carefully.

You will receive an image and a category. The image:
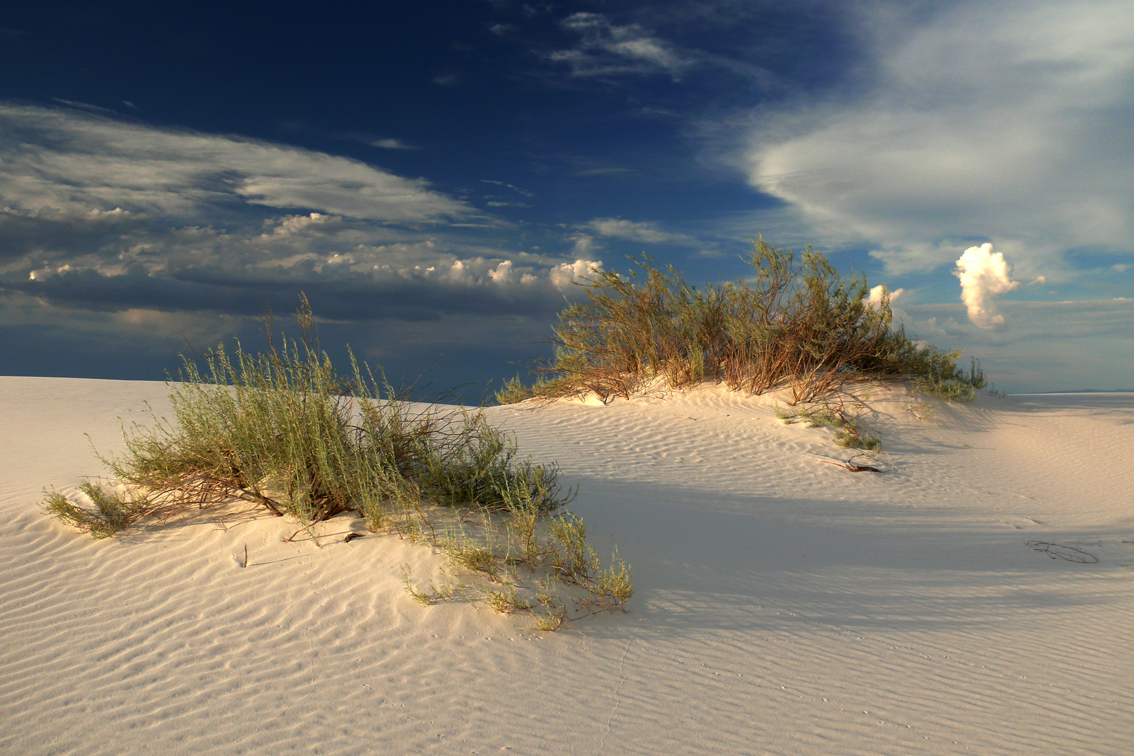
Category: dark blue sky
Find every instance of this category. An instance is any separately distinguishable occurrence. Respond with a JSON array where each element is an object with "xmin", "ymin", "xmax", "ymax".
[{"xmin": 2, "ymin": 1, "xmax": 1132, "ymax": 397}]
